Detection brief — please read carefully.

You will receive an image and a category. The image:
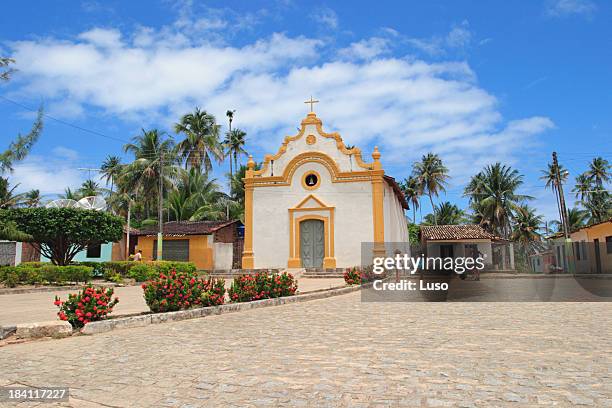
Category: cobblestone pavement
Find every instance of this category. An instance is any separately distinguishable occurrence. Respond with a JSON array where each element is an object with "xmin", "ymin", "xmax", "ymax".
[
  {"xmin": 0, "ymin": 278, "xmax": 345, "ymax": 326},
  {"xmin": 1, "ymin": 292, "xmax": 611, "ymax": 407}
]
